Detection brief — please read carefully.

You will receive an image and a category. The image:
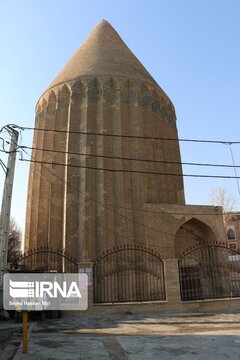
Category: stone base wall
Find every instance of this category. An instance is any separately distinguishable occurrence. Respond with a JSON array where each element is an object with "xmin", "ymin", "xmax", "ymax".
[
  {"xmin": 73, "ymin": 258, "xmax": 240, "ymax": 316},
  {"xmin": 64, "ymin": 299, "xmax": 240, "ymax": 317}
]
